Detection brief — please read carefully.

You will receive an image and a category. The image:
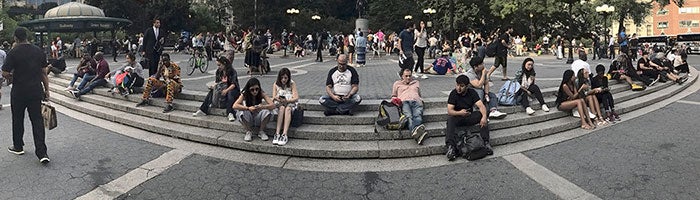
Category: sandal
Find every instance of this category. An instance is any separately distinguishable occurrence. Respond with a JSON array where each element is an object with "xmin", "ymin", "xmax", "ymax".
[
  {"xmin": 581, "ymin": 124, "xmax": 594, "ymax": 130},
  {"xmin": 596, "ymin": 120, "xmax": 608, "ymax": 126}
]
